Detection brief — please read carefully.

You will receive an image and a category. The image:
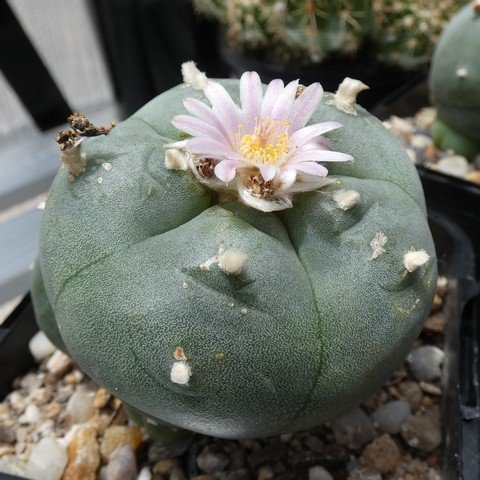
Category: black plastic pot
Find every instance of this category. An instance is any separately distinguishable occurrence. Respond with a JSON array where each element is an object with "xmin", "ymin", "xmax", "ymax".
[
  {"xmin": 0, "ymin": 207, "xmax": 479, "ymax": 480},
  {"xmin": 220, "ymin": 46, "xmax": 426, "ymax": 111}
]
